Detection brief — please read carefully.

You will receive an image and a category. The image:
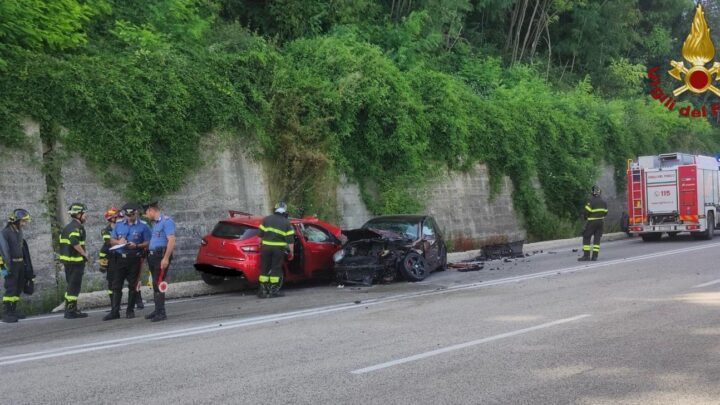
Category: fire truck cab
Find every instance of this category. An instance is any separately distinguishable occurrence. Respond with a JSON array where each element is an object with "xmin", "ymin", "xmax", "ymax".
[{"xmin": 627, "ymin": 152, "xmax": 719, "ymax": 241}]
